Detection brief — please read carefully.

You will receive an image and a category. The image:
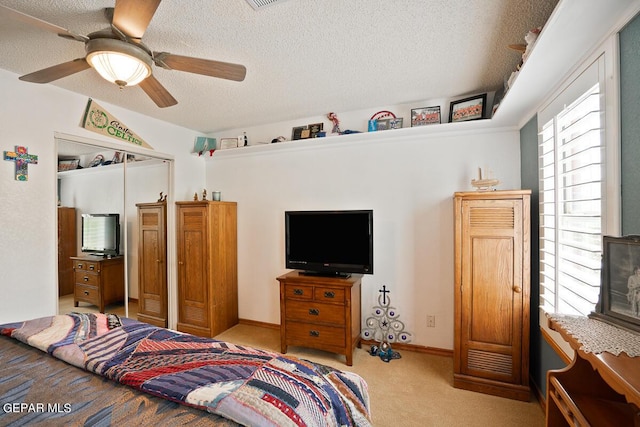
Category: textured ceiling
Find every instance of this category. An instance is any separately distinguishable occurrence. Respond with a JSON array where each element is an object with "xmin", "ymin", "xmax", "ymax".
[{"xmin": 0, "ymin": 0, "xmax": 558, "ymax": 133}]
